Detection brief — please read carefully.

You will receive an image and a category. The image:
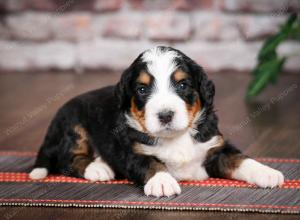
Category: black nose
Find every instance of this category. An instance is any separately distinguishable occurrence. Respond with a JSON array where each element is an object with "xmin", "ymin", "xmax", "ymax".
[{"xmin": 158, "ymin": 110, "xmax": 174, "ymax": 124}]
